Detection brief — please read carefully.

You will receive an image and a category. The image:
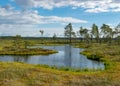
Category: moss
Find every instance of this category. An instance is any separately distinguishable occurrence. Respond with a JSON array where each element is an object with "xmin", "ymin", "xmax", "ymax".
[
  {"xmin": 0, "ymin": 62, "xmax": 120, "ymax": 86},
  {"xmin": 79, "ymin": 43, "xmax": 120, "ymax": 71},
  {"xmin": 0, "ymin": 48, "xmax": 58, "ymax": 55},
  {"xmin": 0, "ymin": 39, "xmax": 120, "ymax": 85},
  {"xmin": 80, "ymin": 51, "xmax": 102, "ymax": 61}
]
